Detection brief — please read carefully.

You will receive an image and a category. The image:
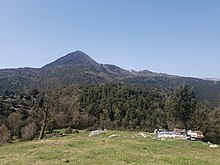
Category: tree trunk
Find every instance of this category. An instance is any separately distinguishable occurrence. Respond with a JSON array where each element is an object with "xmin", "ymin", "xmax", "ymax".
[
  {"xmin": 38, "ymin": 121, "xmax": 47, "ymax": 140},
  {"xmin": 38, "ymin": 114, "xmax": 48, "ymax": 140},
  {"xmin": 156, "ymin": 128, "xmax": 159, "ymax": 139},
  {"xmin": 184, "ymin": 122, "xmax": 187, "ymax": 137}
]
